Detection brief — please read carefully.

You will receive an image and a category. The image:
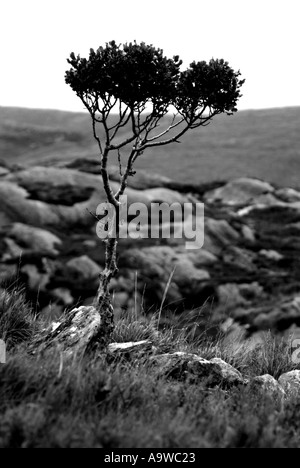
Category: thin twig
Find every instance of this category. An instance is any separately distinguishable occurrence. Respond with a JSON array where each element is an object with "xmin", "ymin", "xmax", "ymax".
[{"xmin": 157, "ymin": 267, "xmax": 177, "ymax": 330}]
